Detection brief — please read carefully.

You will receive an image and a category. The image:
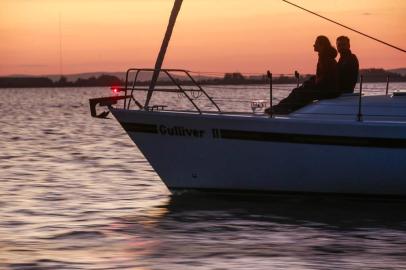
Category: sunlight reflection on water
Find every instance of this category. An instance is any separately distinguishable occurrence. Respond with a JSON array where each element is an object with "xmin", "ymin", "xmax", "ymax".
[{"xmin": 1, "ymin": 84, "xmax": 406, "ymax": 269}]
